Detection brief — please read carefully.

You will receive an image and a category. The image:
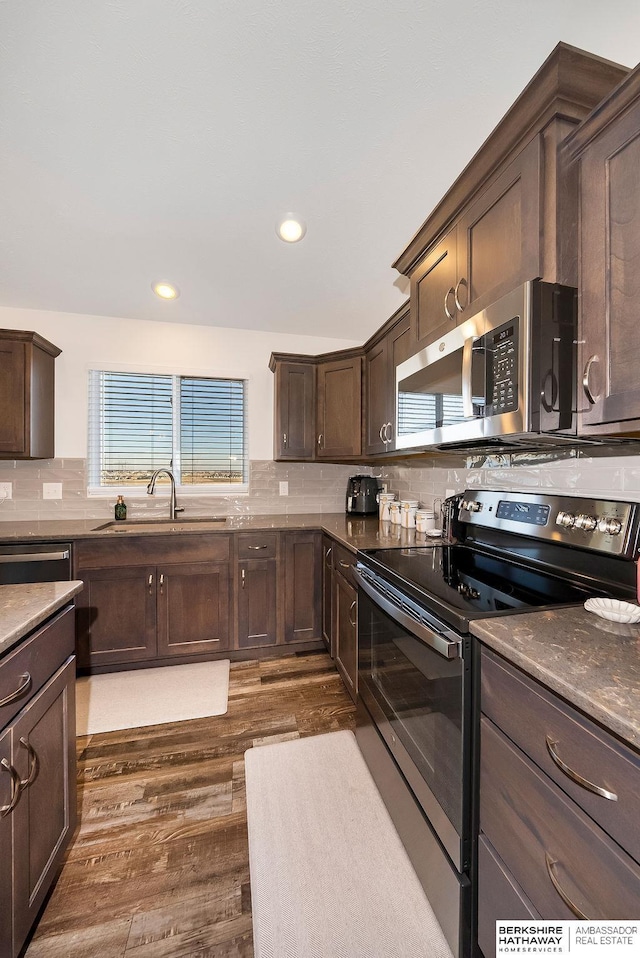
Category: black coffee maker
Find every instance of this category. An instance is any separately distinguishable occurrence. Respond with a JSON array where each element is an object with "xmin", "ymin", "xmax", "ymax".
[{"xmin": 346, "ymin": 475, "xmax": 379, "ymax": 515}]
